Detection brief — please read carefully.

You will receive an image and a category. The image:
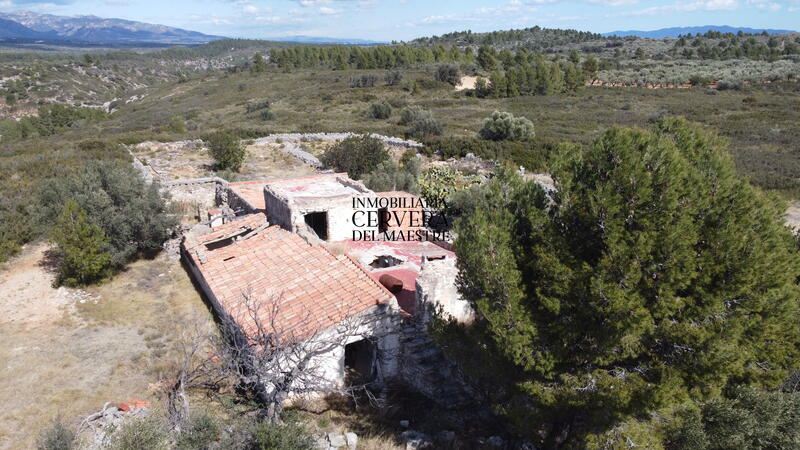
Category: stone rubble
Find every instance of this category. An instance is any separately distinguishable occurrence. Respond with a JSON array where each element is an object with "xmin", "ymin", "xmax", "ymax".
[
  {"xmin": 315, "ymin": 431, "xmax": 358, "ymax": 450},
  {"xmin": 400, "ymin": 430, "xmax": 434, "ymax": 449},
  {"xmin": 252, "ymin": 132, "xmax": 423, "ymax": 148},
  {"xmin": 280, "ymin": 141, "xmax": 322, "ymax": 168},
  {"xmin": 80, "ymin": 400, "xmax": 151, "ymax": 450},
  {"xmin": 66, "ymin": 288, "xmax": 101, "ymax": 305}
]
